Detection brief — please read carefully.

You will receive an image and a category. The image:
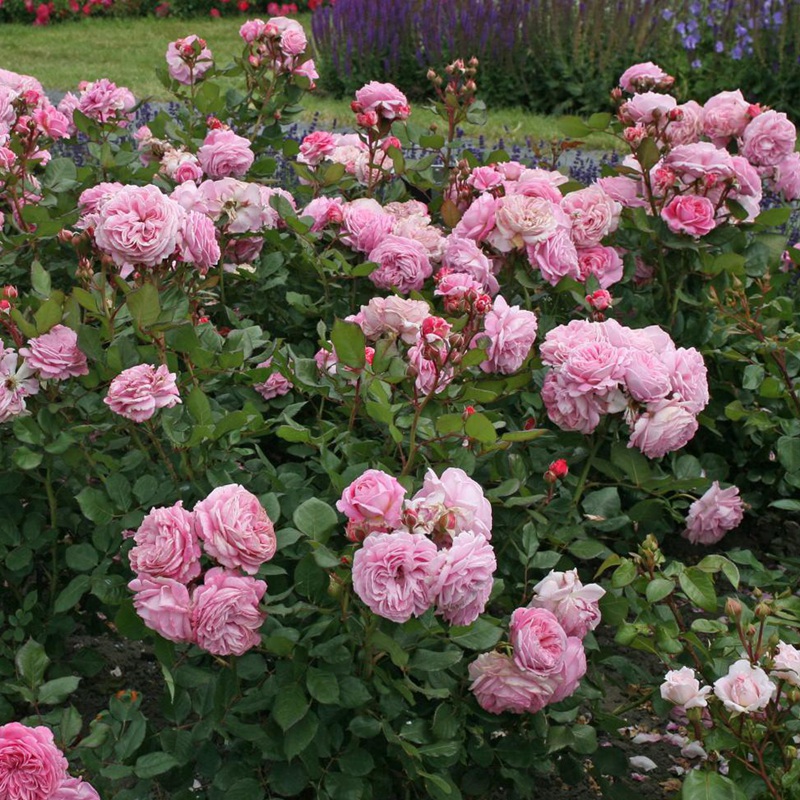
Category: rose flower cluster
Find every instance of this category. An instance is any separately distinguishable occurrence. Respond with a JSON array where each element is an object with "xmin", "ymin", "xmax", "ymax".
[
  {"xmin": 127, "ymin": 484, "xmax": 276, "ymax": 656},
  {"xmin": 469, "ymin": 570, "xmax": 604, "ymax": 714},
  {"xmin": 540, "ymin": 318, "xmax": 709, "ymax": 458},
  {"xmin": 338, "ymin": 467, "xmax": 496, "ymax": 626}
]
